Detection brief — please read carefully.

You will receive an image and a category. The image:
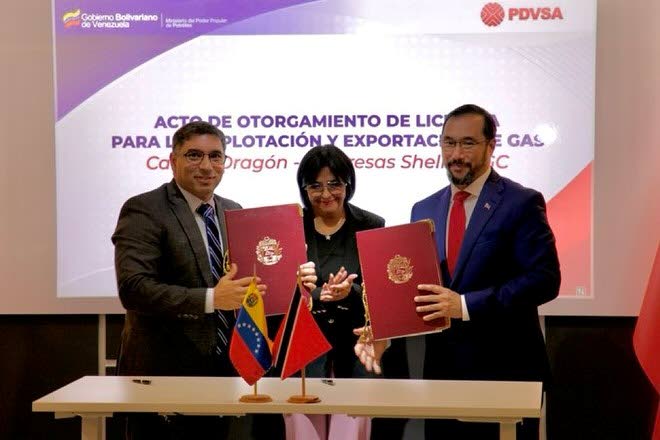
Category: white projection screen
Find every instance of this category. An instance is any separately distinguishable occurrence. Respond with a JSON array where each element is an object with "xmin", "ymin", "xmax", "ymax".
[{"xmin": 1, "ymin": 0, "xmax": 659, "ymax": 315}]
